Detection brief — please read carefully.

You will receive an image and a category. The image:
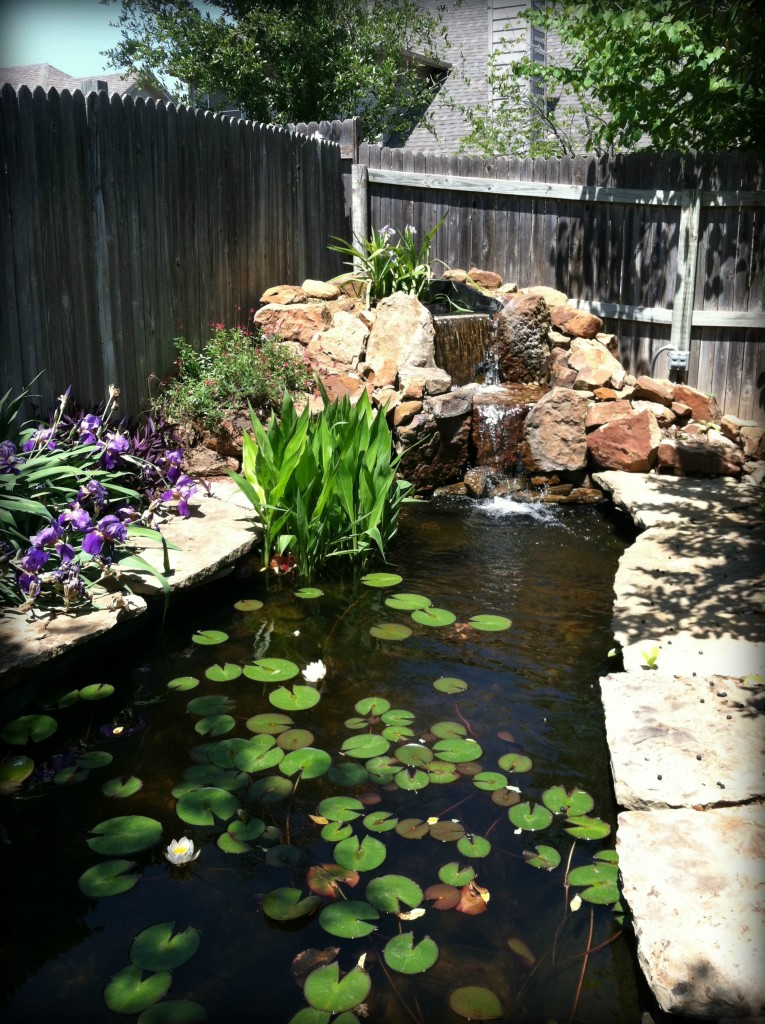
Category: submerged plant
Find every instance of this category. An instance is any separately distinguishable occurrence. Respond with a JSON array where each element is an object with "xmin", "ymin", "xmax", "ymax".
[{"xmin": 229, "ymin": 385, "xmax": 414, "ymax": 579}]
